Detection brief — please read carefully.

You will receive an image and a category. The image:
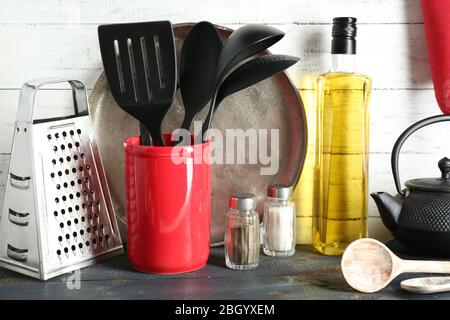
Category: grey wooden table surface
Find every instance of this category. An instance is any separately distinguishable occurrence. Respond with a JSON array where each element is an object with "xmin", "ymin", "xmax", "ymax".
[{"xmin": 0, "ymin": 245, "xmax": 447, "ymax": 300}]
